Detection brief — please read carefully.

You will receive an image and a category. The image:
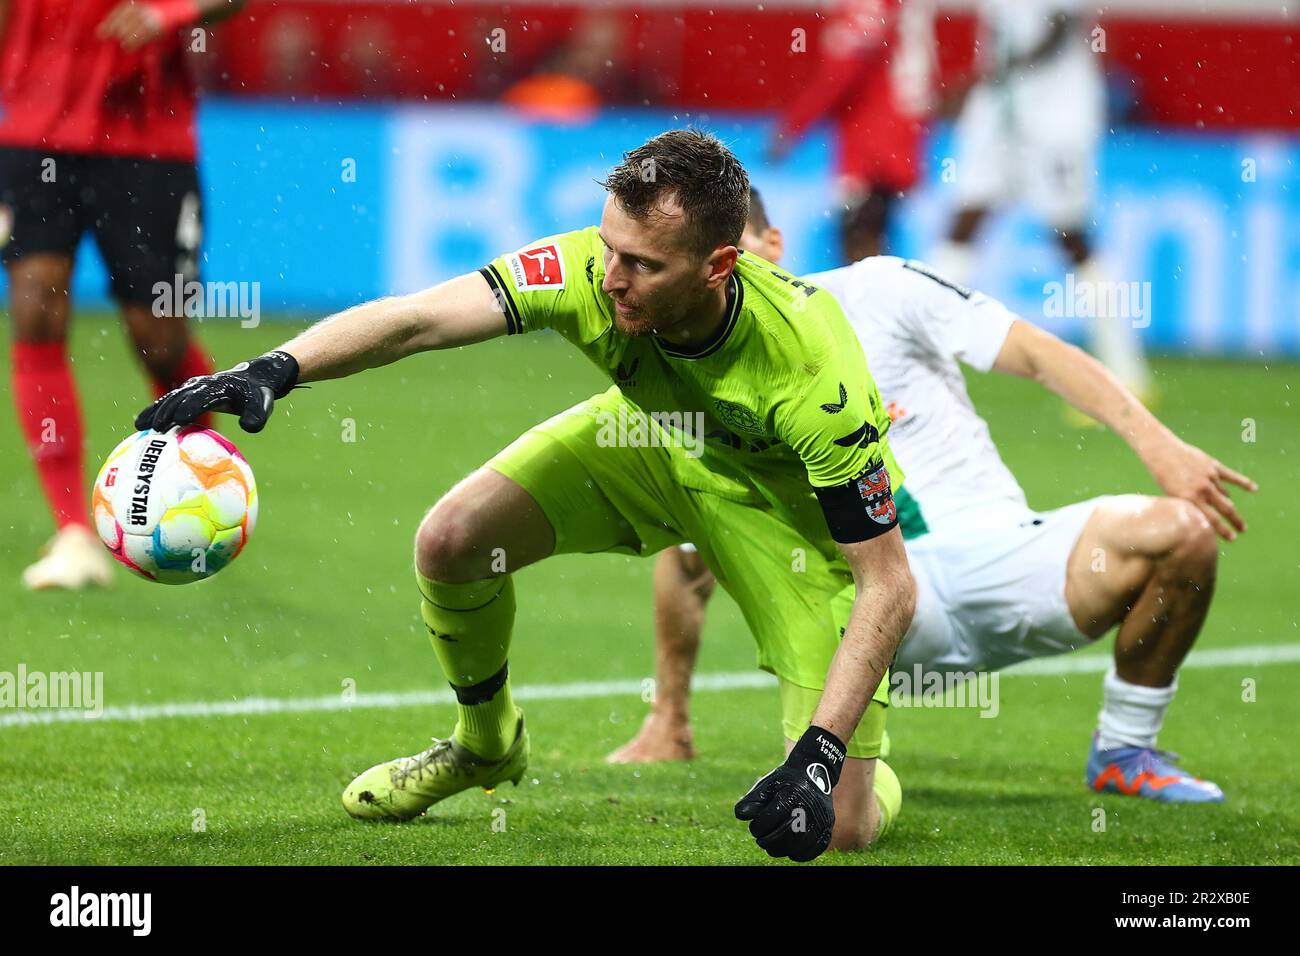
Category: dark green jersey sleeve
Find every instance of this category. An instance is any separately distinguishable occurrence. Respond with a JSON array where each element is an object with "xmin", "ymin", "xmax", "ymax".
[{"xmin": 478, "ymin": 227, "xmax": 609, "ymax": 345}]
